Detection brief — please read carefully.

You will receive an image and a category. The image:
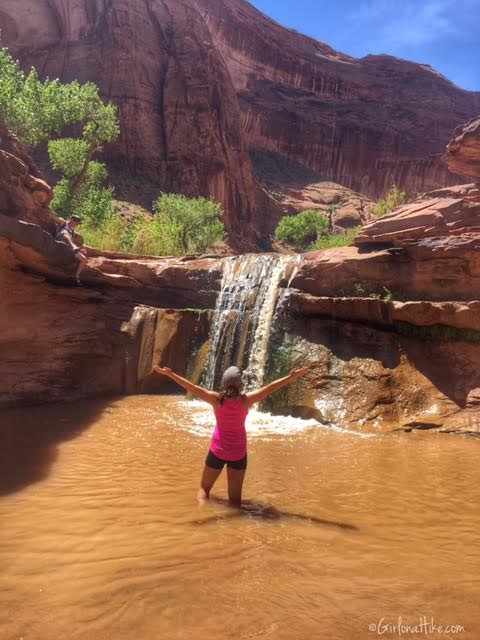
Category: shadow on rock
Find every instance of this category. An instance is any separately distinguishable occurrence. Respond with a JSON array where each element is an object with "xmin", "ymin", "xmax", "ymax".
[{"xmin": 295, "ymin": 316, "xmax": 402, "ymax": 370}]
